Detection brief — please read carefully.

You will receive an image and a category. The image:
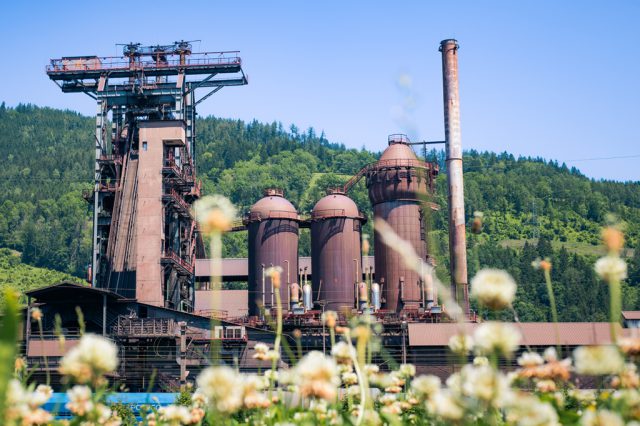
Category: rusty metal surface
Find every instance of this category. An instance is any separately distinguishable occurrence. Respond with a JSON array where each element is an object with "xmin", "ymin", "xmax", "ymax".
[
  {"xmin": 367, "ymin": 139, "xmax": 430, "ymax": 312},
  {"xmin": 440, "ymin": 39, "xmax": 469, "ymax": 315},
  {"xmin": 195, "ymin": 256, "xmax": 375, "ymax": 280},
  {"xmin": 247, "ymin": 191, "xmax": 299, "ymax": 316},
  {"xmin": 194, "ymin": 290, "xmax": 249, "ymax": 318},
  {"xmin": 408, "ymin": 322, "xmax": 625, "ymax": 347},
  {"xmin": 311, "ymin": 193, "xmax": 364, "ymax": 311}
]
